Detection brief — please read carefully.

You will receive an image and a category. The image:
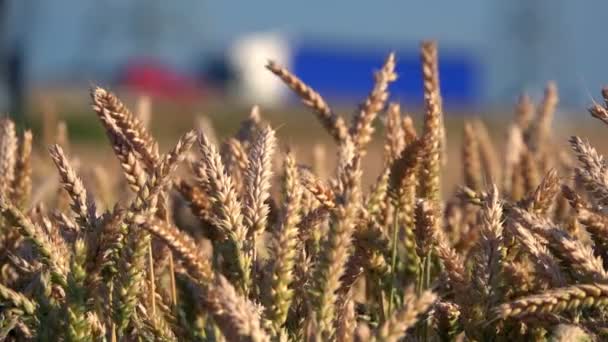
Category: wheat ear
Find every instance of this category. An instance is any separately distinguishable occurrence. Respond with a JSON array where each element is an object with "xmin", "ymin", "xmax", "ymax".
[
  {"xmin": 0, "ymin": 118, "xmax": 17, "ymax": 198},
  {"xmin": 0, "ymin": 283, "xmax": 37, "ymax": 316},
  {"xmin": 244, "ymin": 126, "xmax": 276, "ymax": 235},
  {"xmin": 473, "ymin": 120, "xmax": 501, "ymax": 185},
  {"xmin": 65, "ymin": 238, "xmax": 94, "ymax": 340},
  {"xmin": 514, "ymin": 93, "xmax": 534, "ymax": 130},
  {"xmin": 374, "ymin": 288, "xmax": 436, "ymax": 342},
  {"xmin": 11, "ymin": 130, "xmax": 32, "ymax": 208},
  {"xmin": 524, "ymin": 82, "xmax": 558, "ymax": 154},
  {"xmin": 511, "ymin": 208, "xmax": 608, "ymax": 282},
  {"xmin": 469, "ymin": 185, "xmax": 505, "ymax": 314},
  {"xmin": 383, "ymin": 102, "xmax": 405, "ymax": 164},
  {"xmin": 462, "ymin": 122, "xmax": 482, "ymax": 191},
  {"xmin": 310, "ymin": 153, "xmax": 361, "ymax": 339},
  {"xmin": 266, "ymin": 60, "xmax": 348, "ymax": 142},
  {"xmin": 350, "ymin": 52, "xmax": 397, "ymax": 153},
  {"xmin": 492, "ymin": 283, "xmax": 608, "ymax": 321},
  {"xmin": 135, "ymin": 216, "xmax": 212, "ymax": 283},
  {"xmin": 49, "ymin": 144, "xmax": 97, "ymax": 229},
  {"xmin": 0, "ymin": 198, "xmax": 68, "ymax": 284},
  {"xmin": 267, "ymin": 152, "xmax": 302, "ymax": 331},
  {"xmin": 419, "ymin": 41, "xmax": 444, "ymax": 206},
  {"xmin": 91, "ymin": 87, "xmax": 159, "ymax": 169},
  {"xmin": 198, "ymin": 131, "xmax": 251, "ymax": 294}
]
